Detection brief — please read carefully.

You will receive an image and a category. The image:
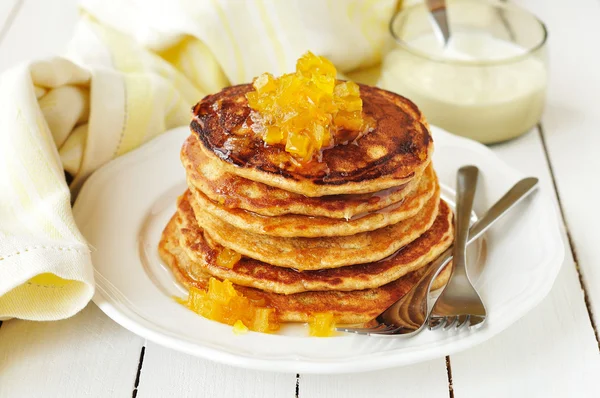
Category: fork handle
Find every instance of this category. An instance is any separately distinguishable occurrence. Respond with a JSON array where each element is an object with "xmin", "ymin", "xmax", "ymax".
[{"xmin": 453, "ymin": 166, "xmax": 479, "ymax": 276}]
